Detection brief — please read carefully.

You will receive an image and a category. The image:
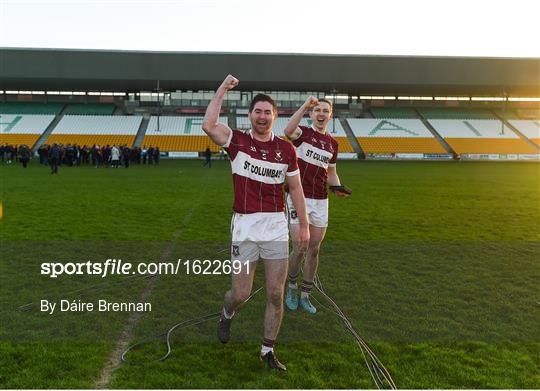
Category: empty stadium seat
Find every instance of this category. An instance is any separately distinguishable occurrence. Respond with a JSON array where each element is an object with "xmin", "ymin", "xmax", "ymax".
[
  {"xmin": 491, "ymin": 109, "xmax": 521, "ymax": 120},
  {"xmin": 47, "ymin": 115, "xmax": 142, "ymax": 146},
  {"xmin": 0, "ymin": 102, "xmax": 64, "ymax": 115},
  {"xmin": 65, "ymin": 104, "xmax": 115, "ymax": 115},
  {"xmin": 347, "ymin": 119, "xmax": 446, "ymax": 153},
  {"xmin": 141, "ymin": 116, "xmax": 227, "ymax": 152},
  {"xmin": 370, "ymin": 107, "xmax": 418, "ymax": 118},
  {"xmin": 428, "ymin": 119, "xmax": 537, "ymax": 154},
  {"xmin": 46, "ymin": 134, "xmax": 136, "ymax": 147},
  {"xmin": 418, "ymin": 108, "xmax": 496, "ymax": 119},
  {"xmin": 141, "ymin": 135, "xmax": 219, "ymax": 152},
  {"xmin": 508, "ymin": 120, "xmax": 540, "ymax": 147},
  {"xmin": 516, "ymin": 108, "xmax": 540, "ymax": 120},
  {"xmin": 0, "ymin": 114, "xmax": 55, "ymax": 148}
]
